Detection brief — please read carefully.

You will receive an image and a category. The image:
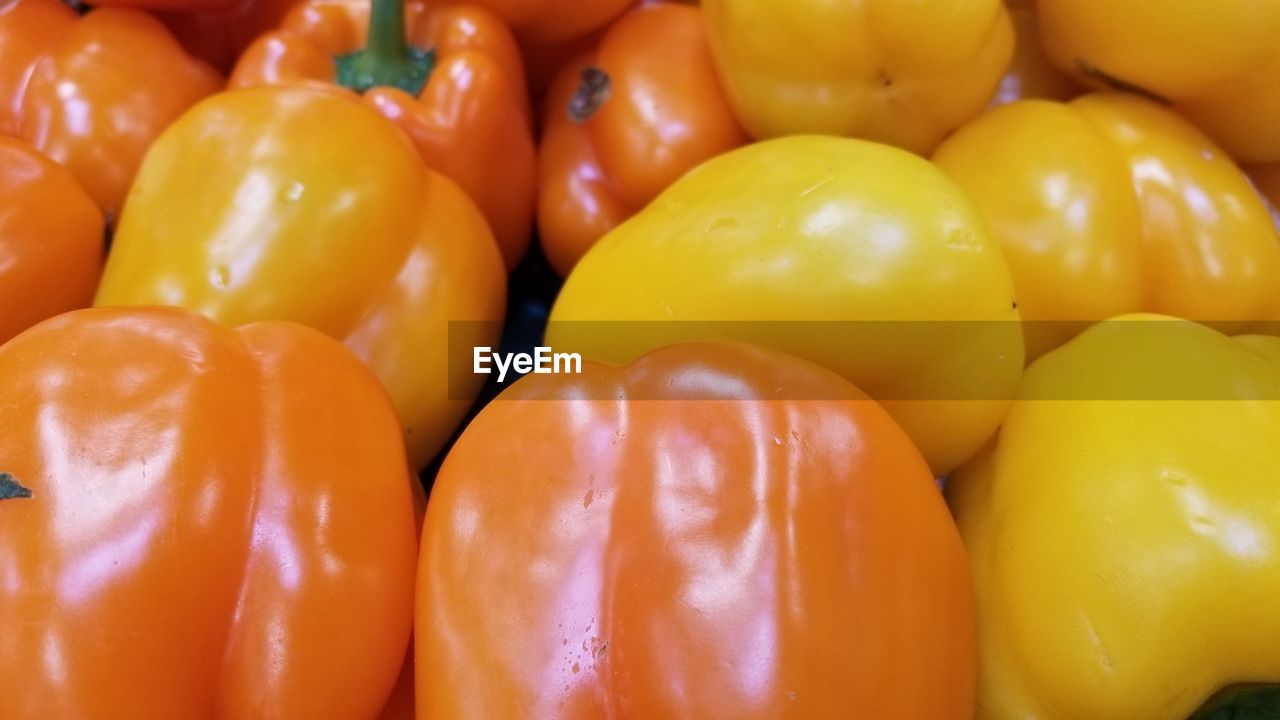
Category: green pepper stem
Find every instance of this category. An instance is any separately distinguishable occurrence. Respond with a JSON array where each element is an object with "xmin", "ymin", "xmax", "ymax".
[{"xmin": 334, "ymin": 0, "xmax": 435, "ymax": 96}]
